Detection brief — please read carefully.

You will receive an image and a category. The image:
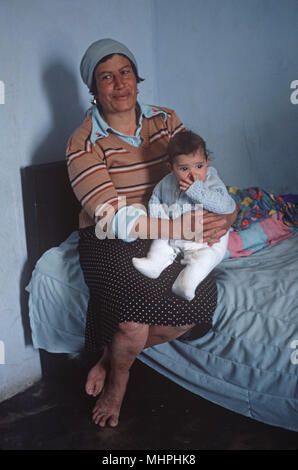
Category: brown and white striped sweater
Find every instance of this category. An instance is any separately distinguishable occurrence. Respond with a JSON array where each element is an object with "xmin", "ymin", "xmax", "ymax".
[{"xmin": 66, "ymin": 106, "xmax": 185, "ymax": 229}]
